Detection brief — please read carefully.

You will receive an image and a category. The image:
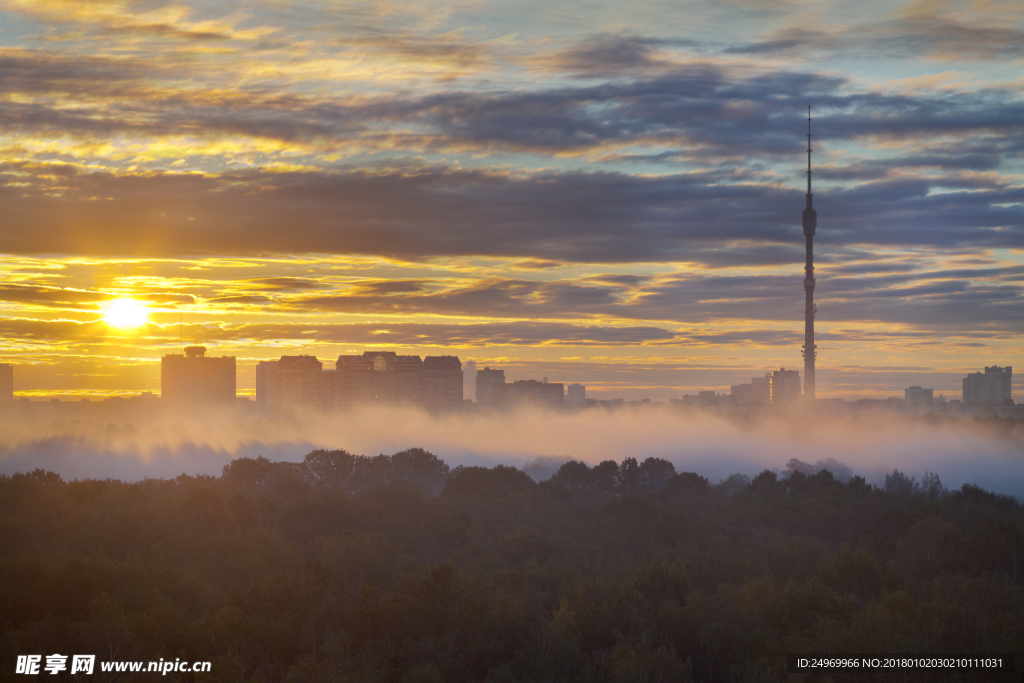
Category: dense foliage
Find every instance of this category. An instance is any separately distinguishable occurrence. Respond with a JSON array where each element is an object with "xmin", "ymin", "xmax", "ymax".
[{"xmin": 1, "ymin": 448, "xmax": 1021, "ymax": 682}]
